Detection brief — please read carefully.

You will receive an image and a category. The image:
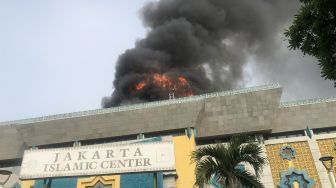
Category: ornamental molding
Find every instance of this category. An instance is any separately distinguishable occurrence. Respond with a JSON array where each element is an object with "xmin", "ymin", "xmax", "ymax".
[
  {"xmin": 279, "ymin": 145, "xmax": 296, "ymax": 160},
  {"xmin": 279, "ymin": 167, "xmax": 315, "ymax": 188}
]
